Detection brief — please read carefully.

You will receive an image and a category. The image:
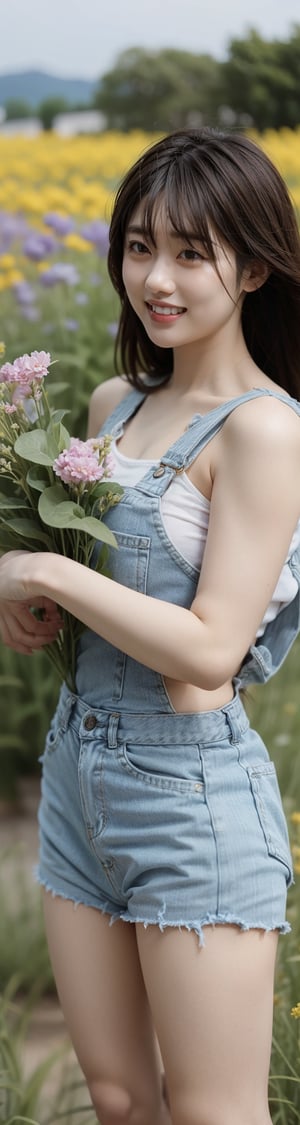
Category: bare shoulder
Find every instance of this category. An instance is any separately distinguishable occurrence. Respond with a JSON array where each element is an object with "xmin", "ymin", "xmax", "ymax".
[
  {"xmin": 224, "ymin": 393, "xmax": 300, "ymax": 459},
  {"xmin": 87, "ymin": 376, "xmax": 133, "ymax": 438}
]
